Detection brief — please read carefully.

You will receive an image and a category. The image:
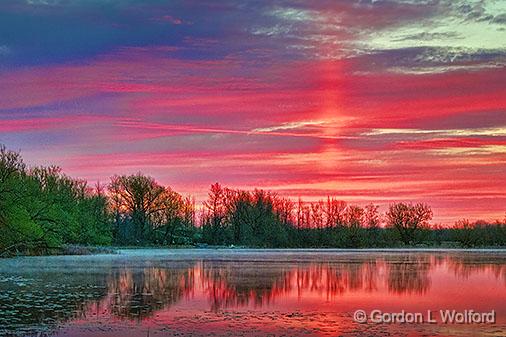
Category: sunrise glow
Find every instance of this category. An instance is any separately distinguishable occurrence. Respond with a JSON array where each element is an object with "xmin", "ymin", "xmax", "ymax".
[{"xmin": 1, "ymin": 0, "xmax": 505, "ymax": 224}]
